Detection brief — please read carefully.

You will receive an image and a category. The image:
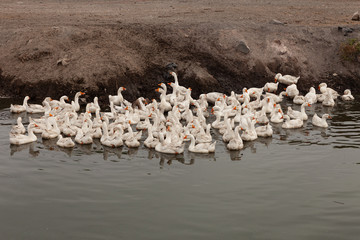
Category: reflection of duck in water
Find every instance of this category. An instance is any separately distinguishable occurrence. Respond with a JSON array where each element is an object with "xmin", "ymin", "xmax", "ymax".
[{"xmin": 10, "ymin": 141, "xmax": 39, "ymax": 157}]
